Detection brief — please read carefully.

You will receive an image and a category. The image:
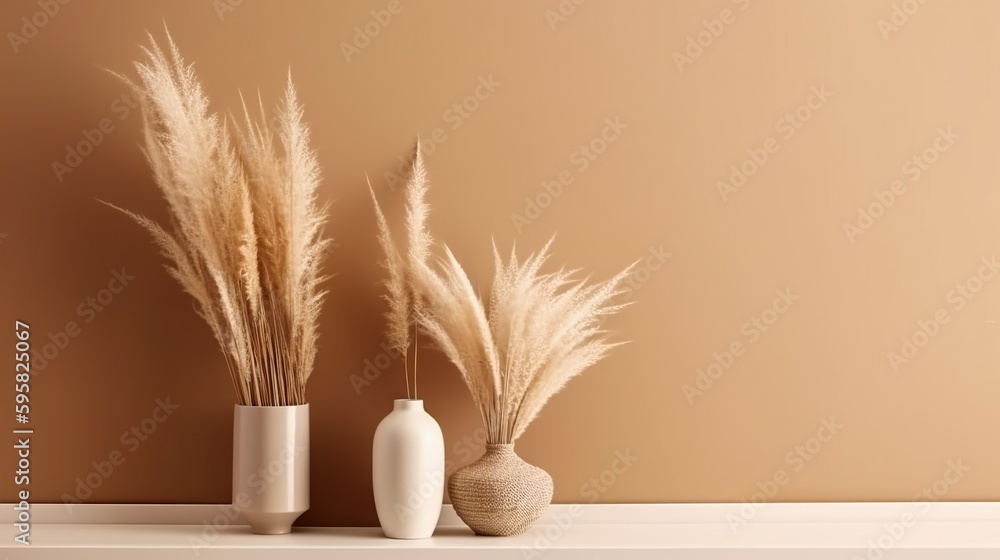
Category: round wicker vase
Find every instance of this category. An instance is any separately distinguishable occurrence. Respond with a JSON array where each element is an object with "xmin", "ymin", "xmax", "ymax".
[{"xmin": 448, "ymin": 443, "xmax": 553, "ymax": 536}]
